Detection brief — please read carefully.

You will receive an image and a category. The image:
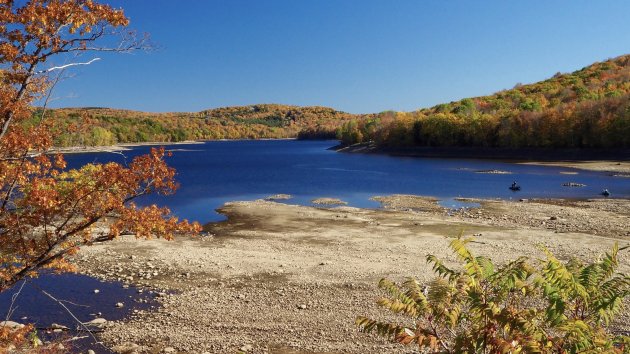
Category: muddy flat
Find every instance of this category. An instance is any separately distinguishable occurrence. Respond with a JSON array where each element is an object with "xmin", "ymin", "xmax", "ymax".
[{"xmin": 74, "ymin": 196, "xmax": 630, "ymax": 353}]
